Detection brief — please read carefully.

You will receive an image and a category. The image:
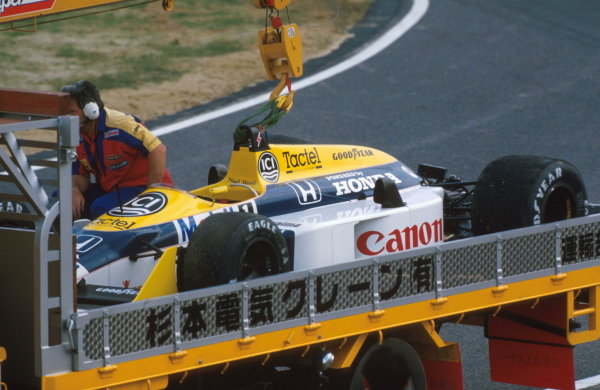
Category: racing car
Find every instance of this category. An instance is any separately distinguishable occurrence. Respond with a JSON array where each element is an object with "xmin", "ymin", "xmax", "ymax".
[{"xmin": 74, "ymin": 126, "xmax": 588, "ymax": 304}]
